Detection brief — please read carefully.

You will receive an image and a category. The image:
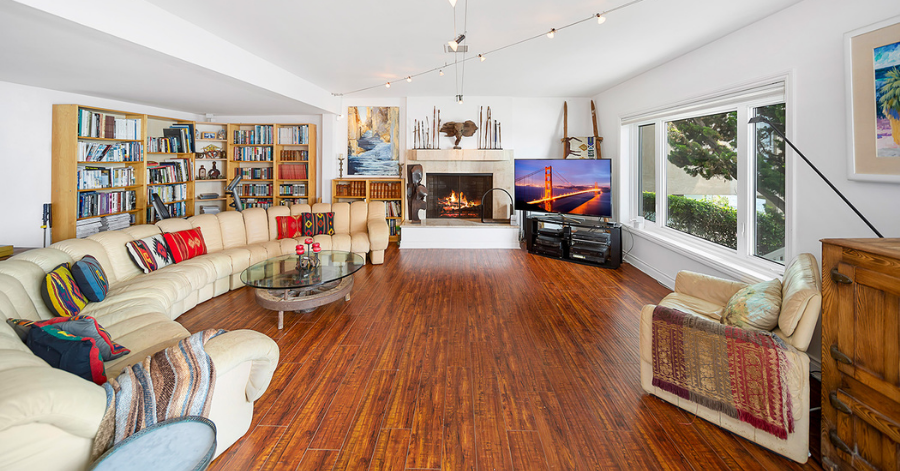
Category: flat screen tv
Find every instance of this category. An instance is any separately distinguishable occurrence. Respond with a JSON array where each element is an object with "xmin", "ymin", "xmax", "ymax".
[{"xmin": 514, "ymin": 159, "xmax": 612, "ymax": 218}]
